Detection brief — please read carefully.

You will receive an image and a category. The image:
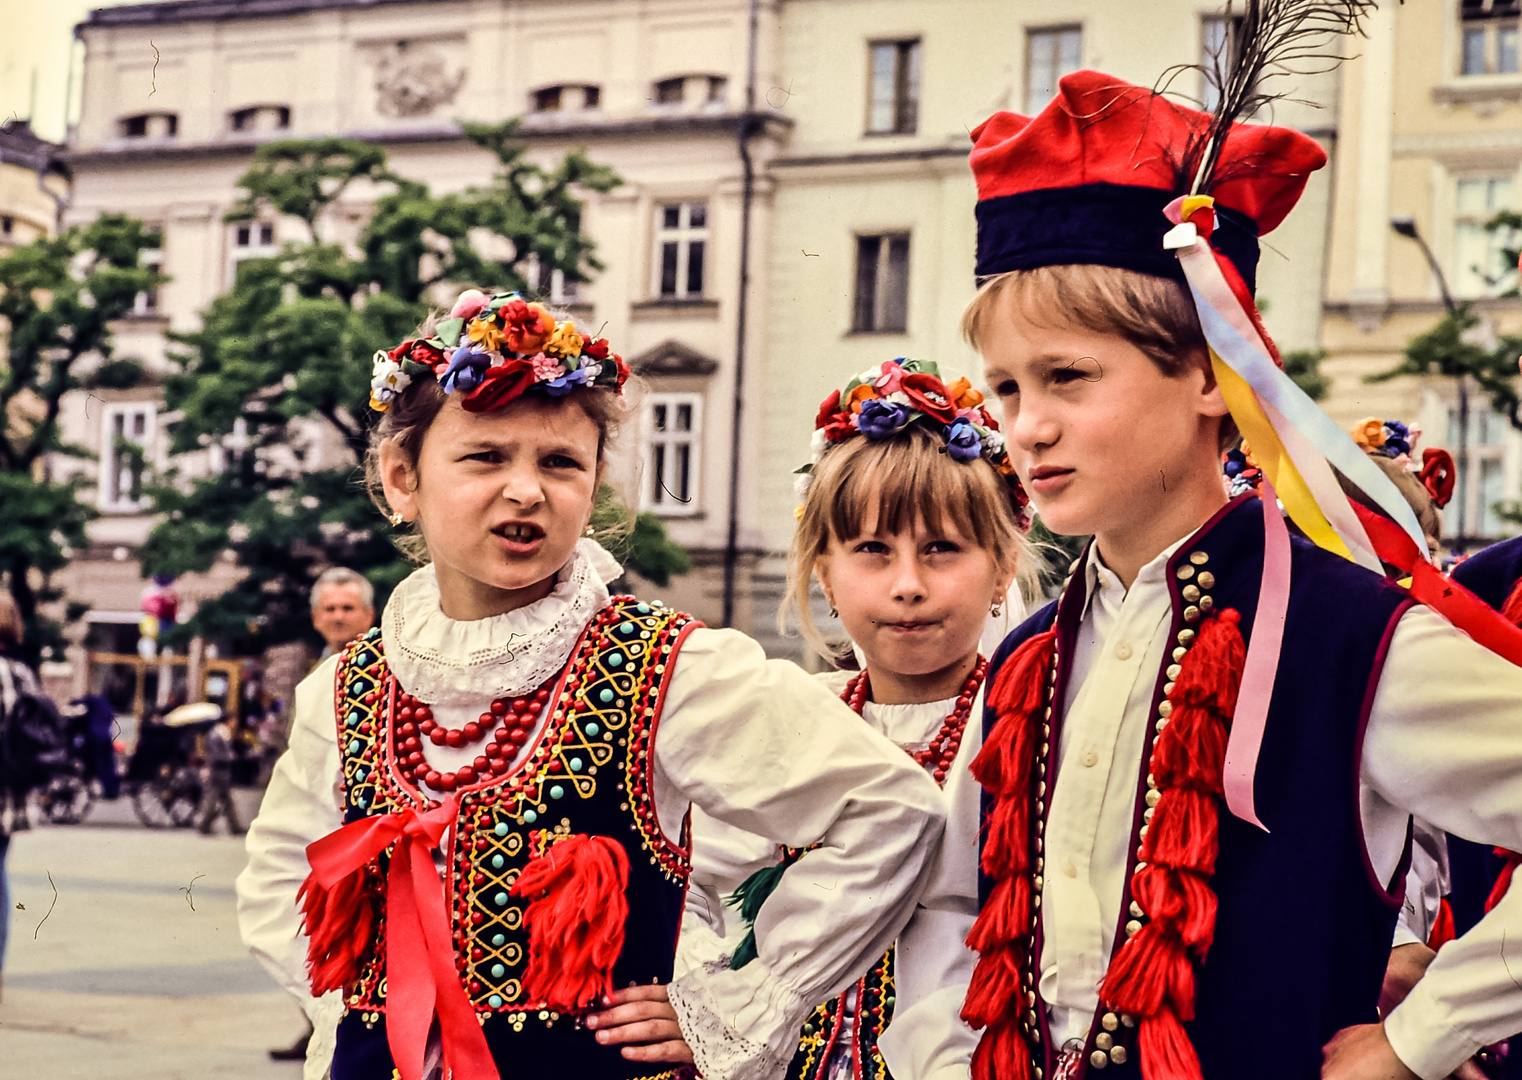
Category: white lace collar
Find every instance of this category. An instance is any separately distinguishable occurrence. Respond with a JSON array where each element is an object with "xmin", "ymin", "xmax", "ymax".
[{"xmin": 380, "ymin": 538, "xmax": 624, "ymax": 707}]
